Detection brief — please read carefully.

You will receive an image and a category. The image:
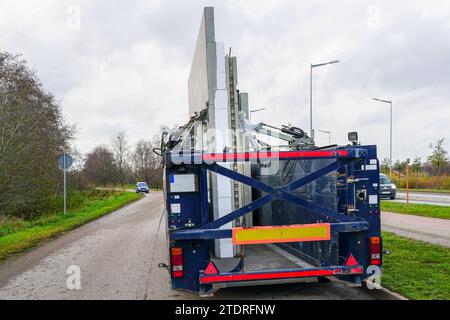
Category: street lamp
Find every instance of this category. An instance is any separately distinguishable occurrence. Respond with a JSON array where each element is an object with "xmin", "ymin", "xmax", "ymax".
[
  {"xmin": 373, "ymin": 98, "xmax": 393, "ymax": 179},
  {"xmin": 317, "ymin": 129, "xmax": 331, "ymax": 145},
  {"xmin": 310, "ymin": 60, "xmax": 340, "ymax": 139}
]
